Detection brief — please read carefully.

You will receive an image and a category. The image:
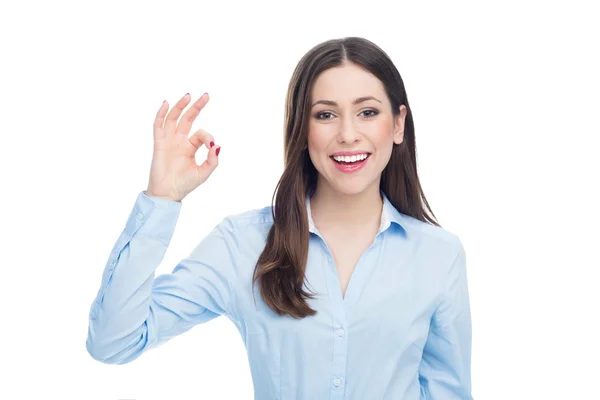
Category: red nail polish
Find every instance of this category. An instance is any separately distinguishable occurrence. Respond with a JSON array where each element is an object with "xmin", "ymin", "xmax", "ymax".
[
  {"xmin": 210, "ymin": 141, "xmax": 214, "ymax": 148},
  {"xmin": 216, "ymin": 147, "xmax": 221, "ymax": 156}
]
